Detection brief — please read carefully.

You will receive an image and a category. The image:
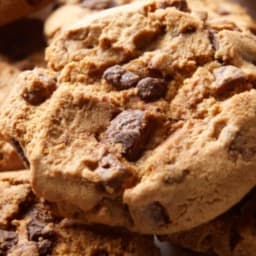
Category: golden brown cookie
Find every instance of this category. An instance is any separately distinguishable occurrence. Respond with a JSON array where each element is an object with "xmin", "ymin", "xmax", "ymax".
[
  {"xmin": 0, "ymin": 170, "xmax": 159, "ymax": 256},
  {"xmin": 45, "ymin": 0, "xmax": 137, "ymax": 41},
  {"xmin": 1, "ymin": 0, "xmax": 256, "ymax": 235},
  {"xmin": 0, "ymin": 0, "xmax": 53, "ymax": 26},
  {"xmin": 167, "ymin": 188, "xmax": 256, "ymax": 256}
]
